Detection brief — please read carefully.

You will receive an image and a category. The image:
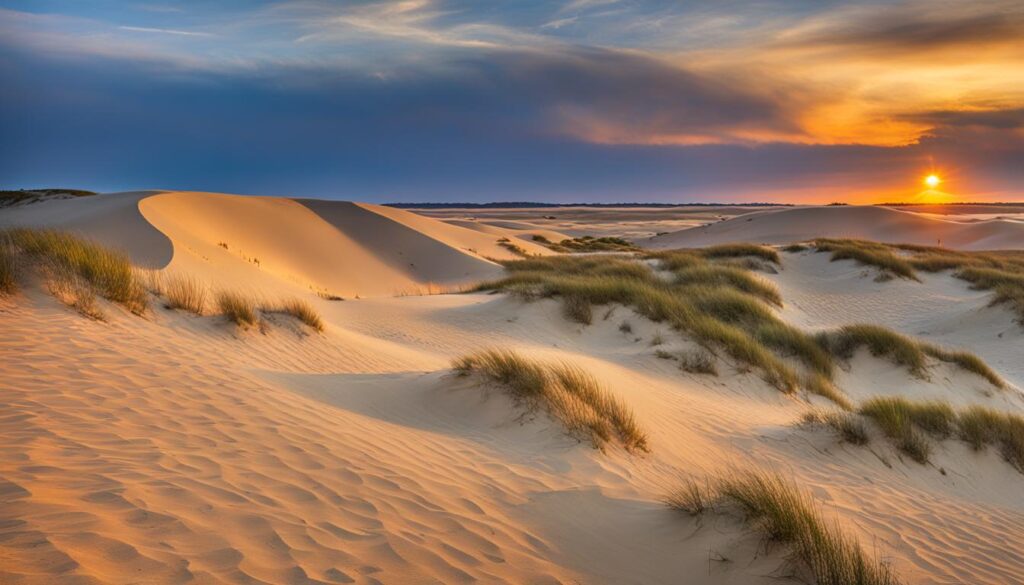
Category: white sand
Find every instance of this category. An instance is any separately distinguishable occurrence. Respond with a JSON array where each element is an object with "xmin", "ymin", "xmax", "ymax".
[{"xmin": 2, "ymin": 192, "xmax": 1024, "ymax": 584}]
